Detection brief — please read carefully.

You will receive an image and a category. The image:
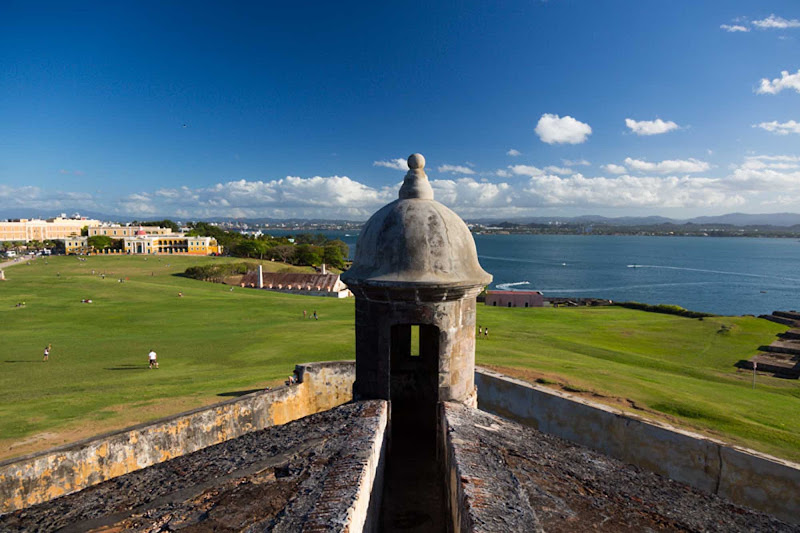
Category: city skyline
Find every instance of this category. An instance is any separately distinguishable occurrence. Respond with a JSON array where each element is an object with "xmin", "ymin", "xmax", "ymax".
[{"xmin": 2, "ymin": 1, "xmax": 799, "ymax": 220}]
